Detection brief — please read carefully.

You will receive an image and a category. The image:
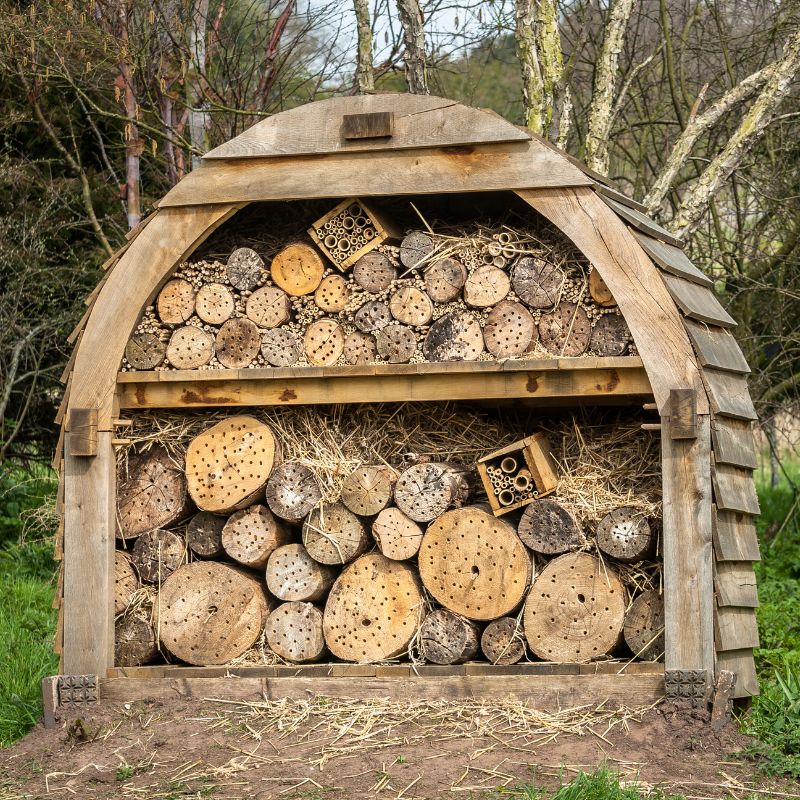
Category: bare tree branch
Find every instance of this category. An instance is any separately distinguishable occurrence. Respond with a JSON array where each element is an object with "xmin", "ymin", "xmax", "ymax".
[
  {"xmin": 353, "ymin": 0, "xmax": 375, "ymax": 93},
  {"xmin": 397, "ymin": 0, "xmax": 428, "ymax": 94}
]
